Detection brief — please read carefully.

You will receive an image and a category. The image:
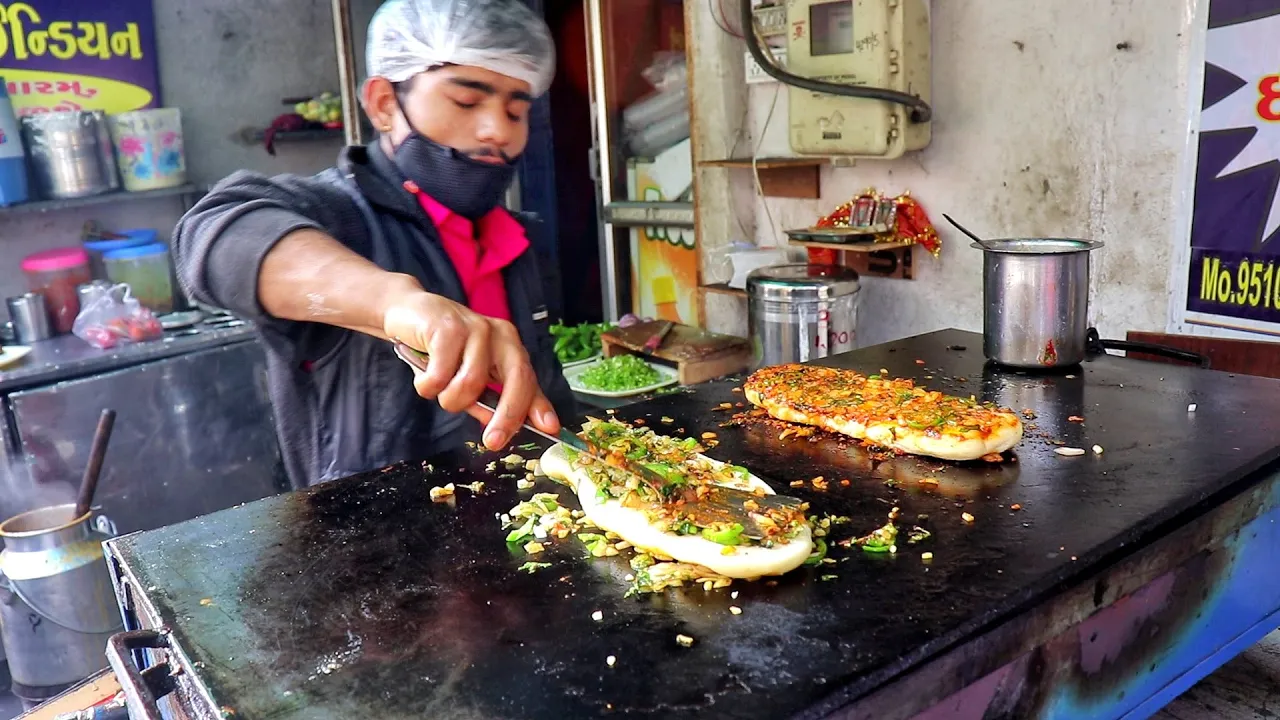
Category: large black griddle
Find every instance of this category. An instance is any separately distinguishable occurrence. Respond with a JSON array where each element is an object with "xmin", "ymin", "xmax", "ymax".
[{"xmin": 104, "ymin": 329, "xmax": 1280, "ymax": 719}]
